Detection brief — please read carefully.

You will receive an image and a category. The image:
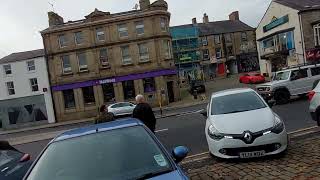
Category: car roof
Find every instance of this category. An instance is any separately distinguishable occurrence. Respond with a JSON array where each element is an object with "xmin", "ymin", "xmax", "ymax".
[
  {"xmin": 211, "ymin": 88, "xmax": 255, "ymax": 98},
  {"xmin": 278, "ymin": 64, "xmax": 320, "ymax": 73},
  {"xmin": 53, "ymin": 118, "xmax": 143, "ymax": 142}
]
